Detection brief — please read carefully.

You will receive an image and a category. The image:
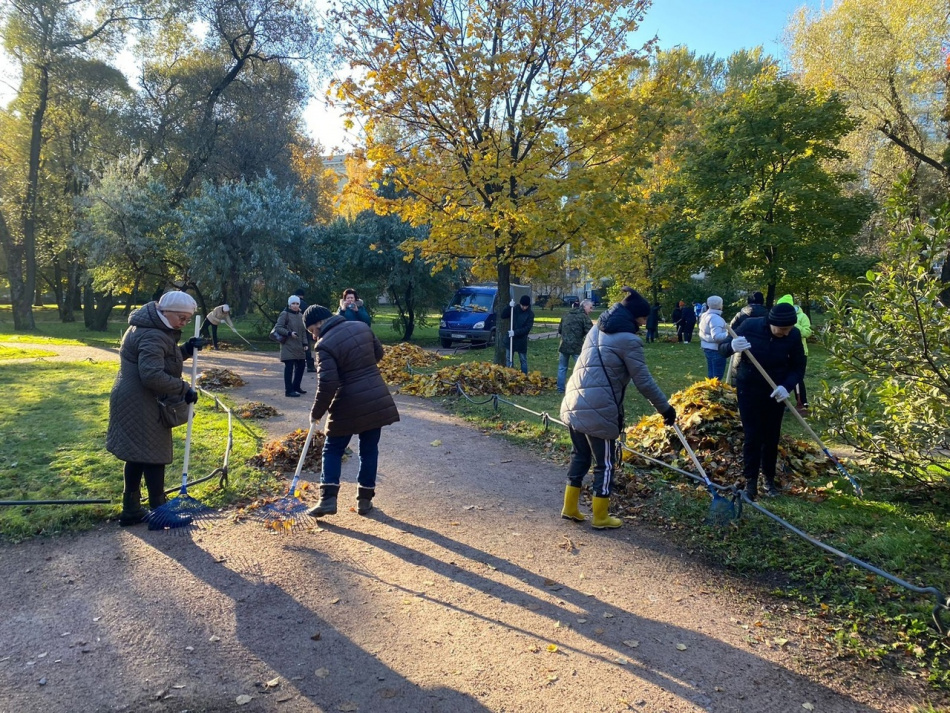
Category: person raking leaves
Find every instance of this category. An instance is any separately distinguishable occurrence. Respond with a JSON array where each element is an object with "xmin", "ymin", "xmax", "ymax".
[{"xmin": 559, "ymin": 287, "xmax": 676, "ymax": 529}]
